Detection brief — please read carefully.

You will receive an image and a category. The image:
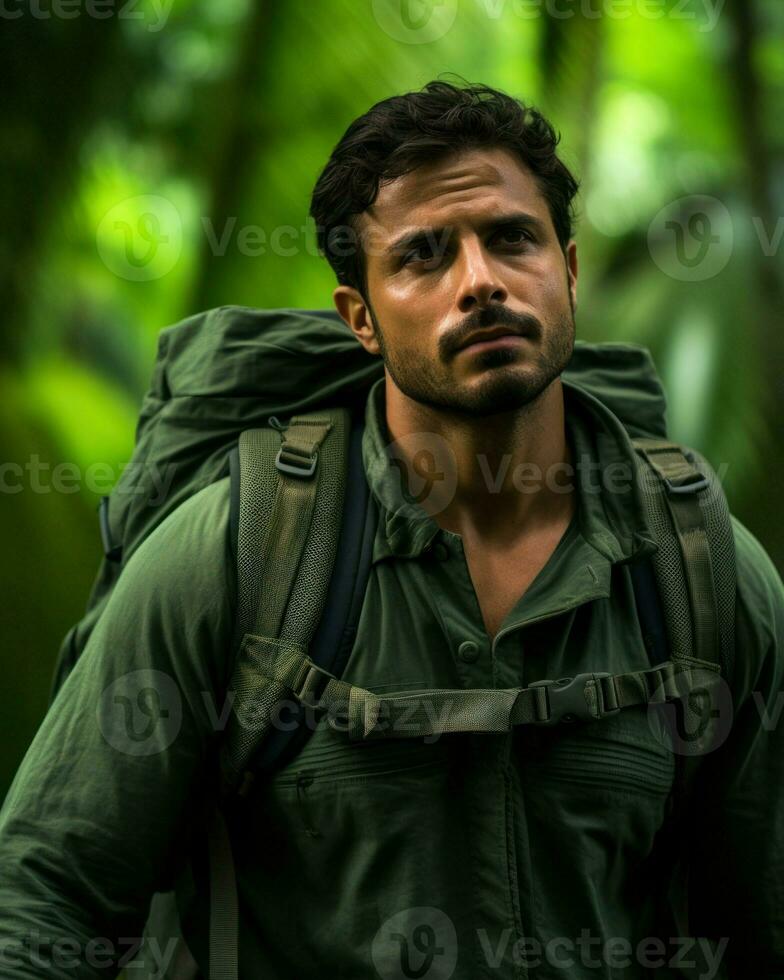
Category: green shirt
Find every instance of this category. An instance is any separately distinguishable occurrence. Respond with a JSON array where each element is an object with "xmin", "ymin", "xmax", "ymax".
[{"xmin": 1, "ymin": 376, "xmax": 783, "ymax": 979}]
